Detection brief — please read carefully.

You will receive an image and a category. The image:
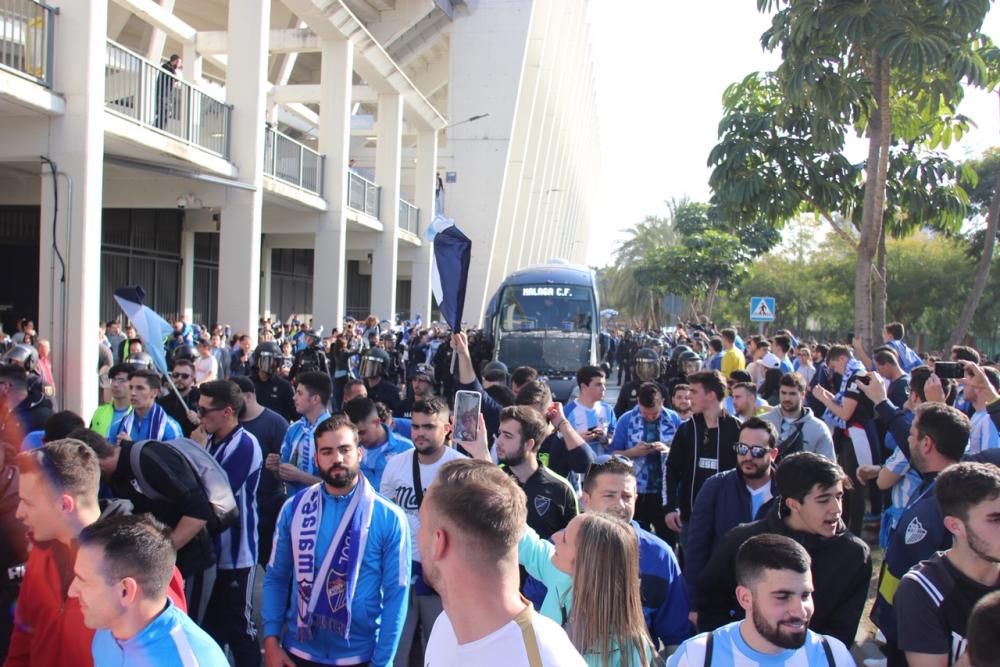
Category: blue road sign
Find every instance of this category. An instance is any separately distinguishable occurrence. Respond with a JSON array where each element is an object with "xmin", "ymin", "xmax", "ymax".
[{"xmin": 750, "ymin": 297, "xmax": 776, "ymax": 322}]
